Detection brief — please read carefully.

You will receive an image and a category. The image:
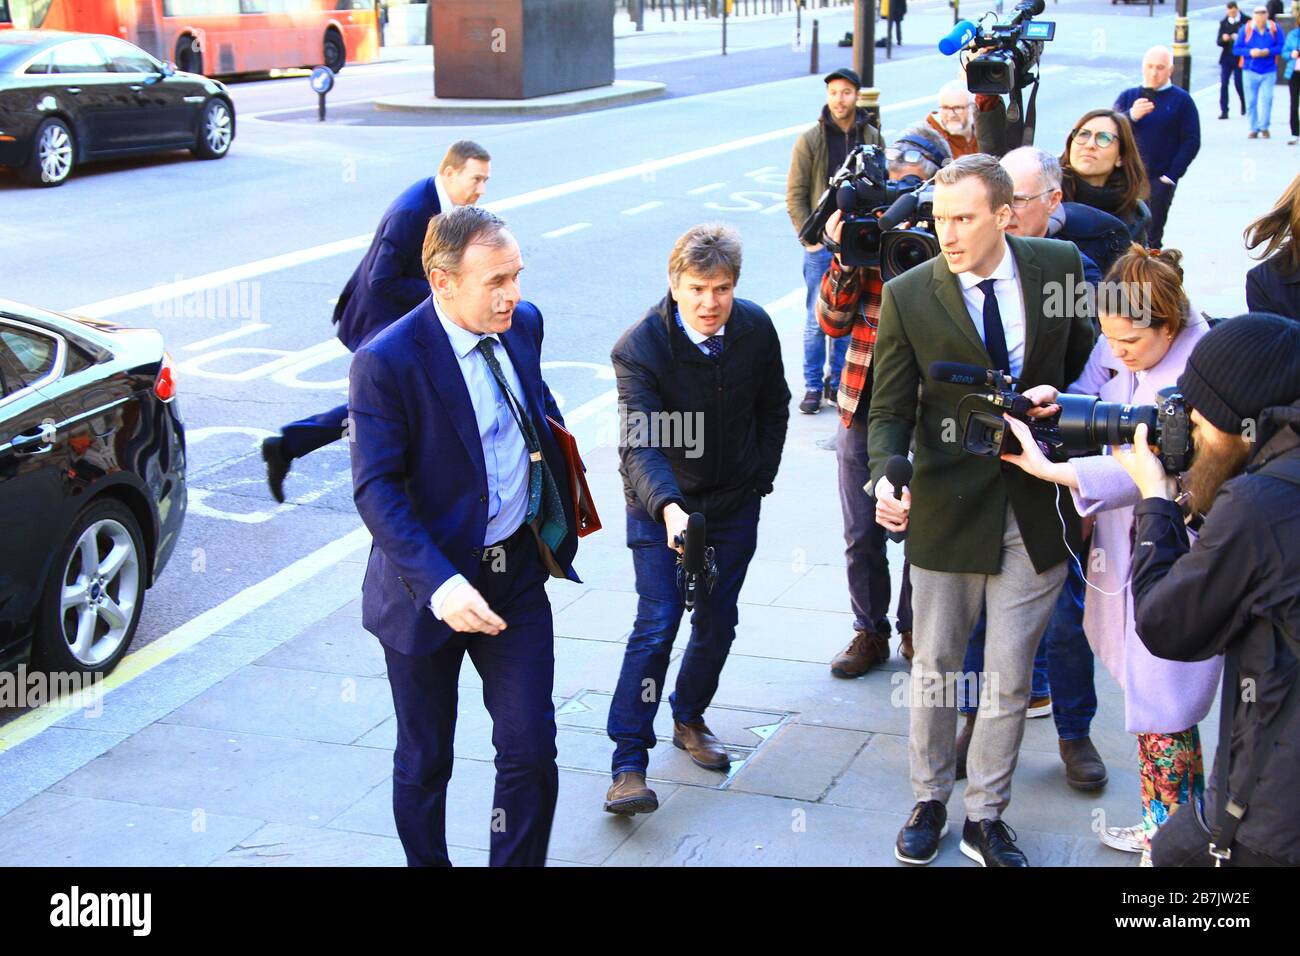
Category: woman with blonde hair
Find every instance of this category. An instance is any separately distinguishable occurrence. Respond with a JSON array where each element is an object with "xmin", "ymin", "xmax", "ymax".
[
  {"xmin": 1244, "ymin": 172, "xmax": 1300, "ymax": 320},
  {"xmin": 1001, "ymin": 245, "xmax": 1219, "ymax": 866},
  {"xmin": 1060, "ymin": 109, "xmax": 1152, "ymax": 245}
]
